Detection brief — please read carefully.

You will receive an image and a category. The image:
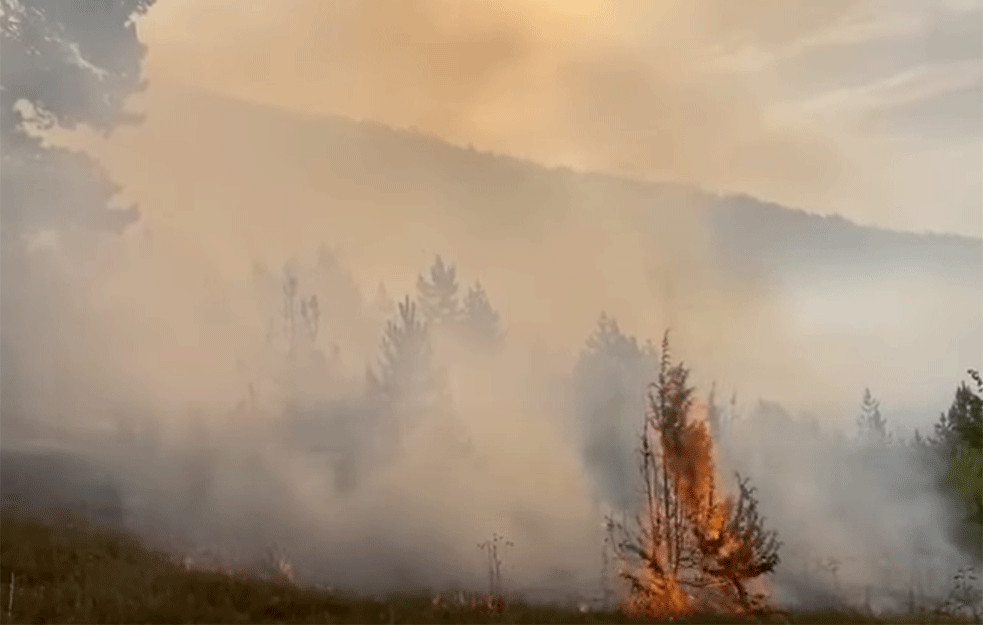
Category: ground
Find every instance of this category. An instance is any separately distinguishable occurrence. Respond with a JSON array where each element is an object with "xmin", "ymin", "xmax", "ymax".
[{"xmin": 0, "ymin": 507, "xmax": 977, "ymax": 624}]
